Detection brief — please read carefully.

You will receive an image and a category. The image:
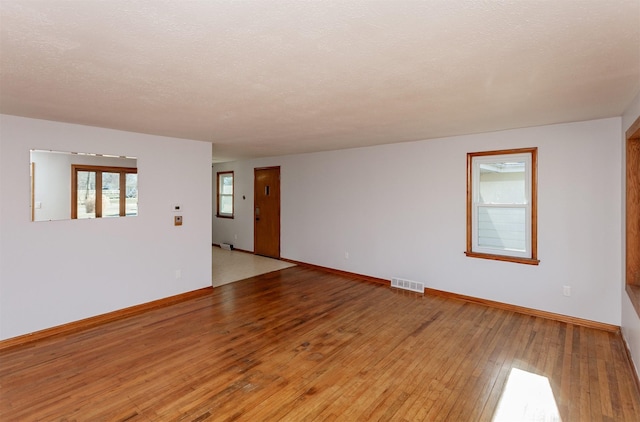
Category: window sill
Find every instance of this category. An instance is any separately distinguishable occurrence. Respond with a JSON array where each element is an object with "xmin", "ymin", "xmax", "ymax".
[
  {"xmin": 626, "ymin": 284, "xmax": 640, "ymax": 319},
  {"xmin": 465, "ymin": 251, "xmax": 540, "ymax": 266},
  {"xmin": 216, "ymin": 215, "xmax": 234, "ymax": 219}
]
